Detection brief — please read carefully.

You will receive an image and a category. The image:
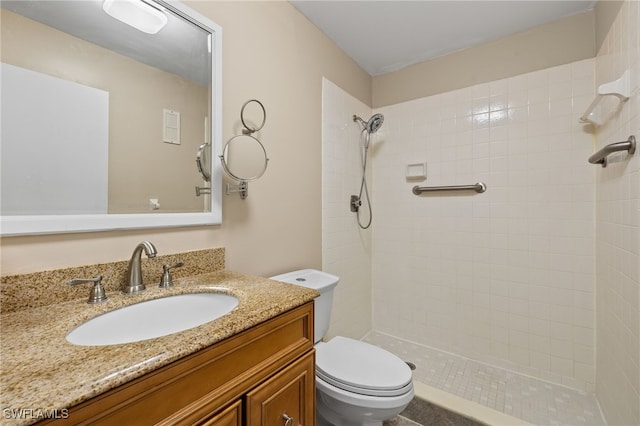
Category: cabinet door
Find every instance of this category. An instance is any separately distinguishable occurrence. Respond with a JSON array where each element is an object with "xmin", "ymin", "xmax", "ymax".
[
  {"xmin": 200, "ymin": 400, "xmax": 242, "ymax": 426},
  {"xmin": 246, "ymin": 351, "xmax": 315, "ymax": 426}
]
